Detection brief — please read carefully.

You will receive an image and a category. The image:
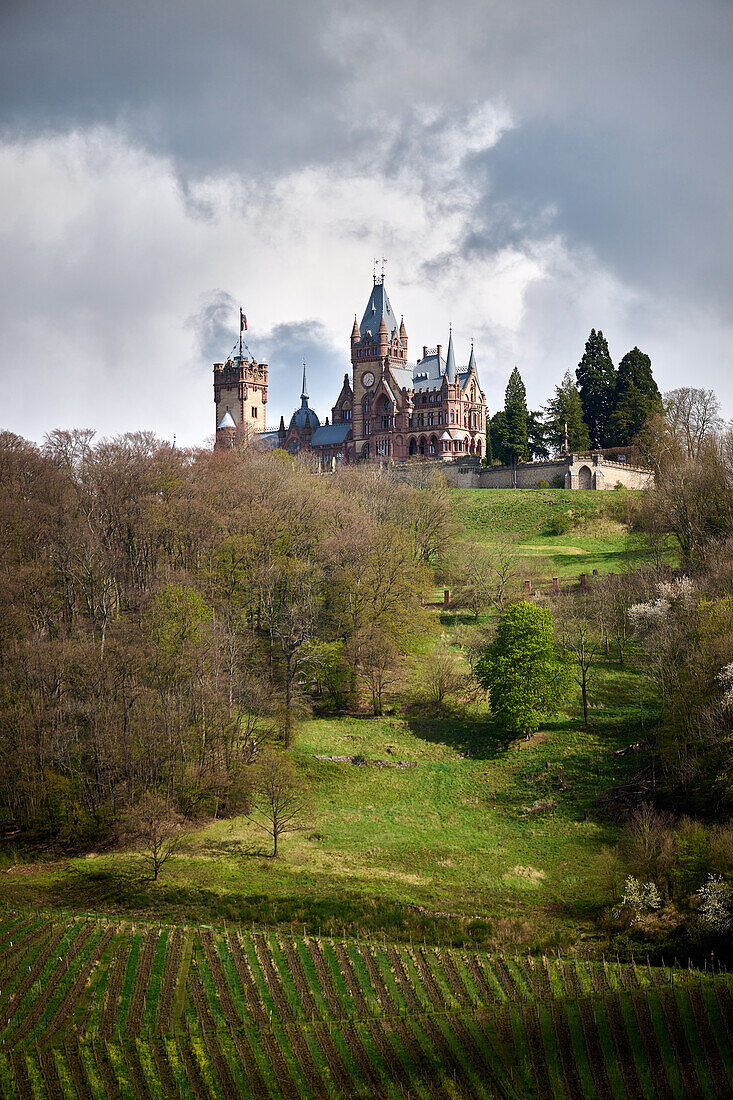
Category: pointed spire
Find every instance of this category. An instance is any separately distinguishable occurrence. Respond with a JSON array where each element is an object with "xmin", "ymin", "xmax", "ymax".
[
  {"xmin": 467, "ymin": 341, "xmax": 476, "ymax": 372},
  {"xmin": 445, "ymin": 327, "xmax": 457, "ymax": 384},
  {"xmin": 351, "ymin": 315, "xmax": 359, "ymax": 342},
  {"xmin": 301, "ymin": 363, "xmax": 309, "ymax": 404}
]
